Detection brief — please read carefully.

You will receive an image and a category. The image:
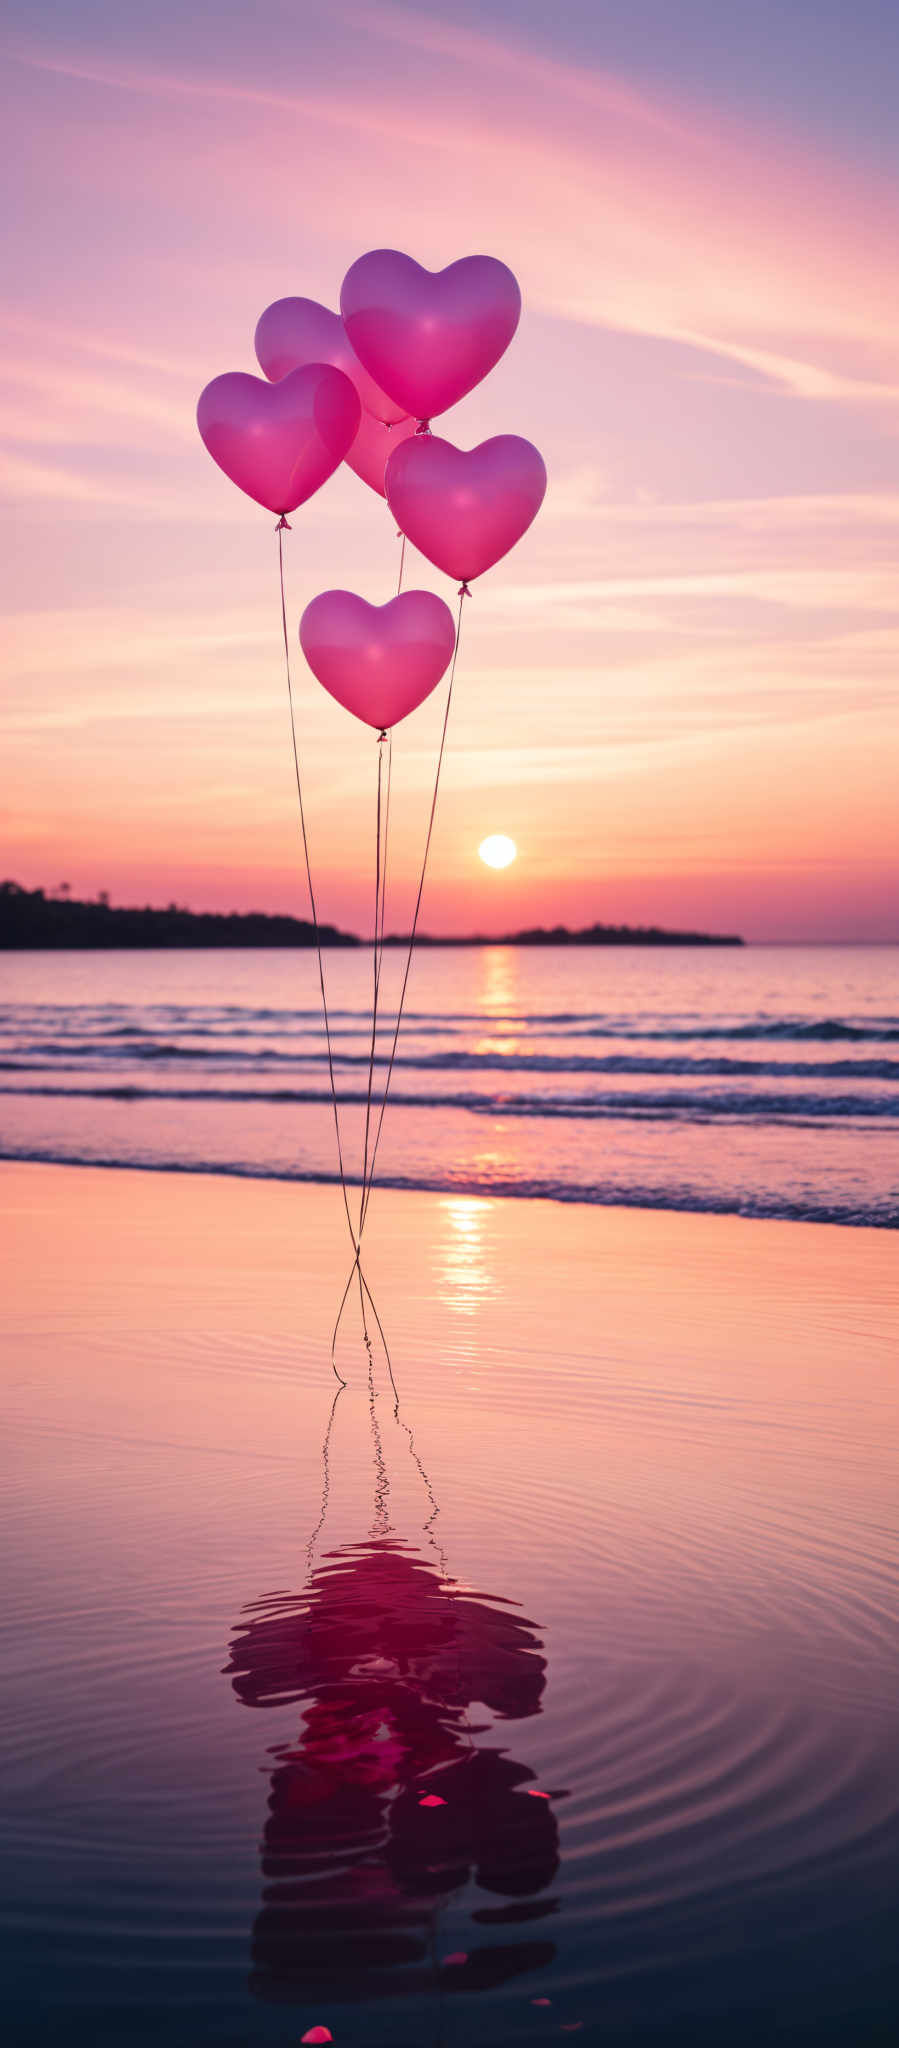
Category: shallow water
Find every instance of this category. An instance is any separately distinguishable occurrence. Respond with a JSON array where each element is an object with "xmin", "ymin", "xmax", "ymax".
[
  {"xmin": 2, "ymin": 1165, "xmax": 898, "ymax": 2044},
  {"xmin": 1, "ymin": 943, "xmax": 898, "ymax": 1225}
]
